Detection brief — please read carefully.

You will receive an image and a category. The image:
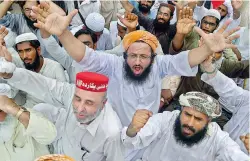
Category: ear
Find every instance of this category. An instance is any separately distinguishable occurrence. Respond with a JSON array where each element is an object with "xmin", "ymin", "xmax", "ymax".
[
  {"xmin": 36, "ymin": 47, "xmax": 41, "ymax": 56},
  {"xmin": 170, "ymin": 16, "xmax": 173, "ymax": 20},
  {"xmin": 102, "ymin": 99, "xmax": 107, "ymax": 109},
  {"xmin": 93, "ymin": 43, "xmax": 97, "ymax": 50}
]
